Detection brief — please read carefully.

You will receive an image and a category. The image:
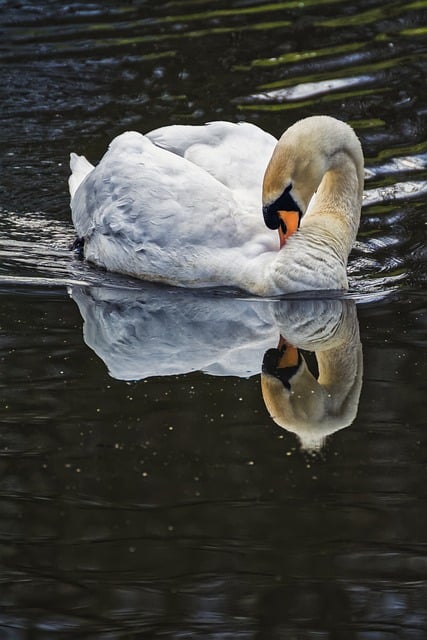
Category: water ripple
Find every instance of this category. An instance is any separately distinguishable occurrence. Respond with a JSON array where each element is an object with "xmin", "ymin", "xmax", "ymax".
[
  {"xmin": 240, "ymin": 75, "xmax": 375, "ymax": 104},
  {"xmin": 363, "ymin": 180, "xmax": 427, "ymax": 206}
]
